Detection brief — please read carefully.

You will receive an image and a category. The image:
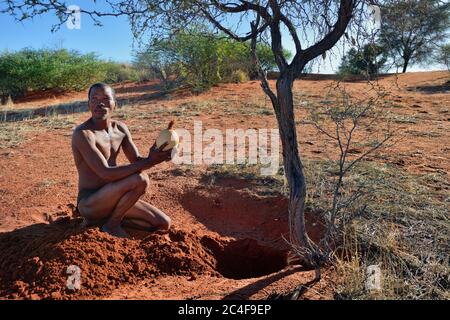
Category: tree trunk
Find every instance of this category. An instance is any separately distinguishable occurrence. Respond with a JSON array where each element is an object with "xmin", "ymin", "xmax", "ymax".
[
  {"xmin": 274, "ymin": 74, "xmax": 317, "ymax": 265},
  {"xmin": 402, "ymin": 56, "xmax": 410, "ymax": 73}
]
